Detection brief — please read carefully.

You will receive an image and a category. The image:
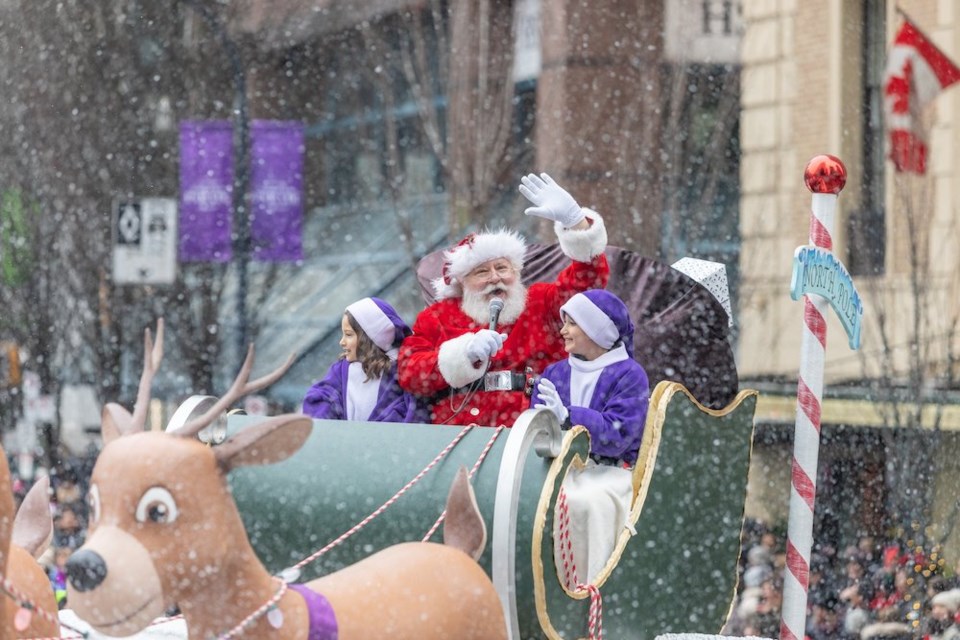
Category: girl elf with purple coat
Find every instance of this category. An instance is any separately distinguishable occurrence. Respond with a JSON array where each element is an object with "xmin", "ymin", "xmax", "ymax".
[
  {"xmin": 302, "ymin": 297, "xmax": 427, "ymax": 423},
  {"xmin": 530, "ymin": 288, "xmax": 650, "ymax": 585}
]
